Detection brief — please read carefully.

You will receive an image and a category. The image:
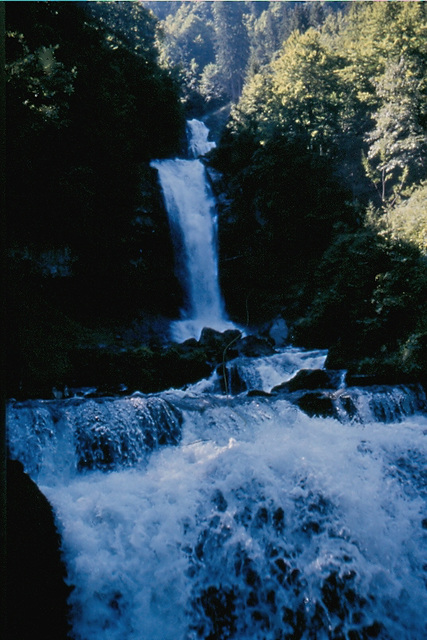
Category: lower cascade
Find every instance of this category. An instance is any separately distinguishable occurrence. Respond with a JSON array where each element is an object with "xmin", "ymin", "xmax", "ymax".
[
  {"xmin": 7, "ymin": 347, "xmax": 427, "ymax": 640},
  {"xmin": 151, "ymin": 120, "xmax": 236, "ymax": 342}
]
